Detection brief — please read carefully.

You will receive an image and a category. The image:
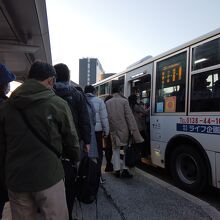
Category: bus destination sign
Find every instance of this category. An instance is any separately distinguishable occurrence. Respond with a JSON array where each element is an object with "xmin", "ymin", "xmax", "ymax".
[{"xmin": 161, "ymin": 63, "xmax": 183, "ymax": 86}]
